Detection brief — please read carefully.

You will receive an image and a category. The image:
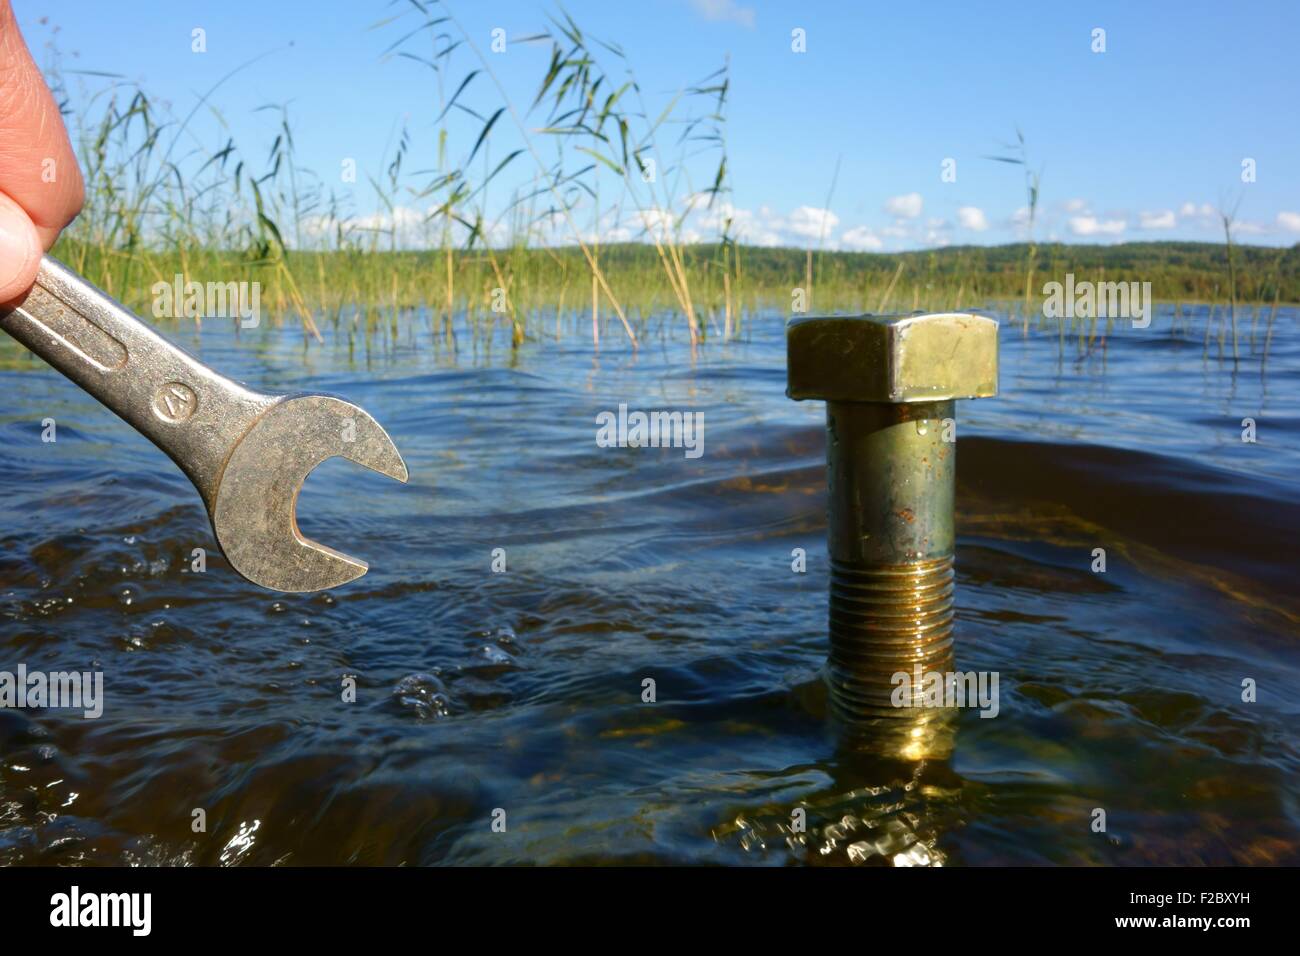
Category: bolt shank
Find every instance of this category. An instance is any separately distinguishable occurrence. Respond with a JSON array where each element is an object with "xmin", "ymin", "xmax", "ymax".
[{"xmin": 826, "ymin": 400, "xmax": 955, "ymax": 564}]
